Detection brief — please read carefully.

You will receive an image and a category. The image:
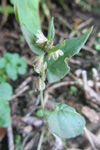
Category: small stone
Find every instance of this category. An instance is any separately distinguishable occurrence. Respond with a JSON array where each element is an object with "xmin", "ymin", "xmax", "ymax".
[
  {"xmin": 82, "ymin": 106, "xmax": 100, "ymax": 123},
  {"xmin": 87, "ymin": 80, "xmax": 94, "ymax": 87},
  {"xmin": 24, "ymin": 125, "xmax": 32, "ymax": 133}
]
